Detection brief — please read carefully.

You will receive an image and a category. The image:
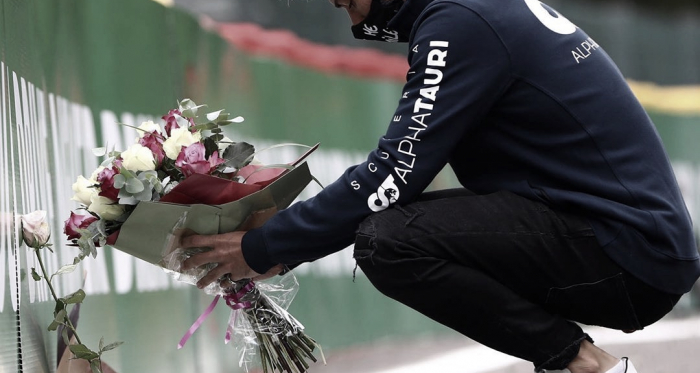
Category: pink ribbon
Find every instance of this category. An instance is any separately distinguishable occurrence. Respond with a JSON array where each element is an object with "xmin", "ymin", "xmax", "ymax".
[
  {"xmin": 177, "ymin": 281, "xmax": 256, "ymax": 349},
  {"xmin": 223, "ymin": 281, "xmax": 255, "ymax": 343}
]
